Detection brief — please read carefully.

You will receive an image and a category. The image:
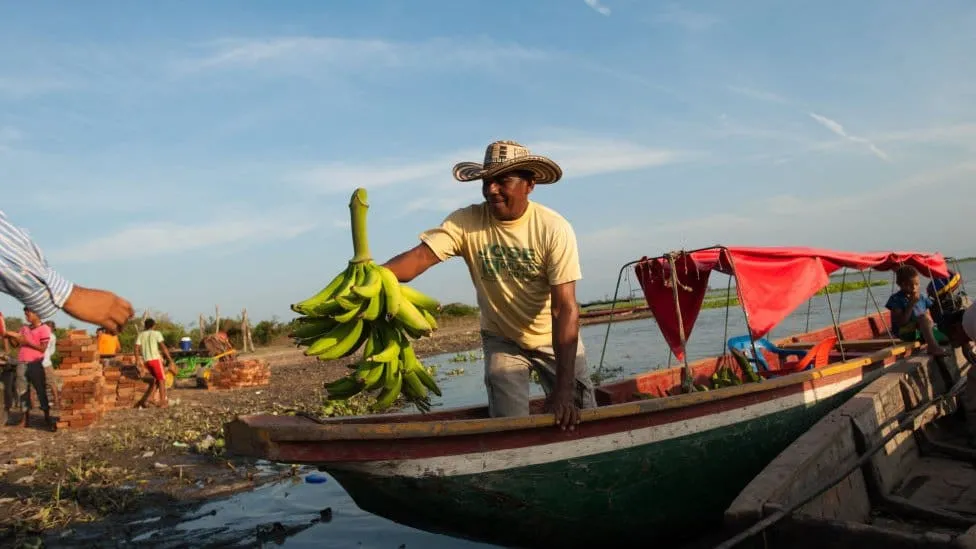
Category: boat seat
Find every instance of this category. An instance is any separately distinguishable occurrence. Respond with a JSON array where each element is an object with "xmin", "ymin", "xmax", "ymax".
[{"xmin": 726, "ymin": 335, "xmax": 806, "ymax": 373}]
